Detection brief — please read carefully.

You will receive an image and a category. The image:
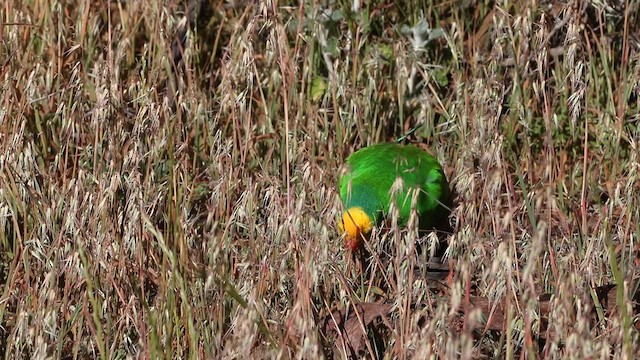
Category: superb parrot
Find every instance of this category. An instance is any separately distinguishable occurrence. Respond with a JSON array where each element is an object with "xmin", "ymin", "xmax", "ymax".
[{"xmin": 338, "ymin": 142, "xmax": 450, "ymax": 251}]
